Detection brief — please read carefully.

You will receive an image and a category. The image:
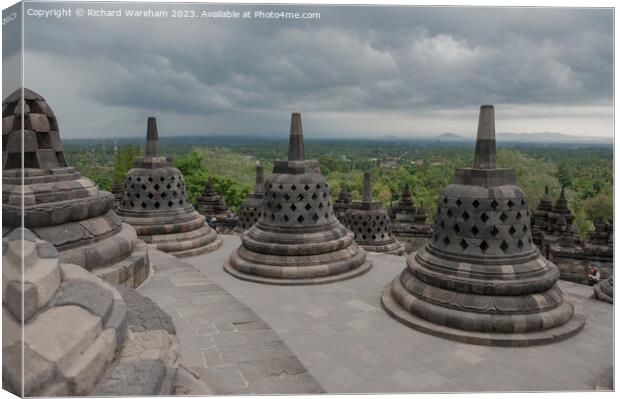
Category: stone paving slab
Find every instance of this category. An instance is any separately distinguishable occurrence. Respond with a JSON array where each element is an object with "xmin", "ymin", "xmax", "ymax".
[
  {"xmin": 138, "ymin": 245, "xmax": 324, "ymax": 394},
  {"xmin": 184, "ymin": 235, "xmax": 614, "ymax": 393}
]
